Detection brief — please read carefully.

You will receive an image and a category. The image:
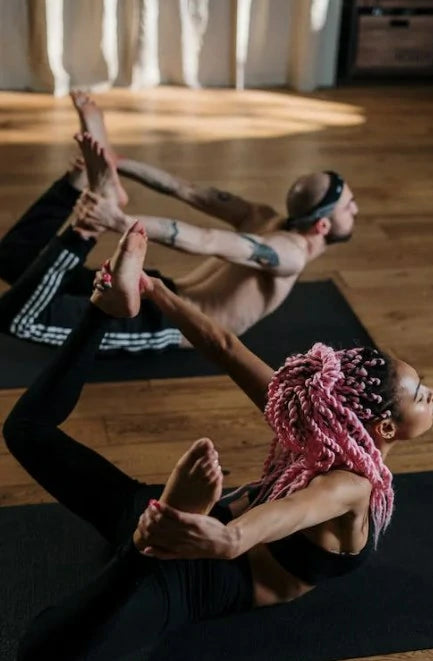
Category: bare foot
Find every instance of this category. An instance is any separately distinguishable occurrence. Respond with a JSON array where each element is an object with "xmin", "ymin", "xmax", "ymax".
[
  {"xmin": 74, "ymin": 191, "xmax": 132, "ymax": 234},
  {"xmin": 75, "ymin": 132, "xmax": 128, "ymax": 207},
  {"xmin": 70, "ymin": 90, "xmax": 114, "ymax": 159},
  {"xmin": 71, "ymin": 190, "xmax": 107, "ymax": 239},
  {"xmin": 90, "ymin": 221, "xmax": 148, "ymax": 317},
  {"xmin": 160, "ymin": 438, "xmax": 223, "ymax": 515},
  {"xmin": 67, "ymin": 155, "xmax": 88, "ymax": 192}
]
